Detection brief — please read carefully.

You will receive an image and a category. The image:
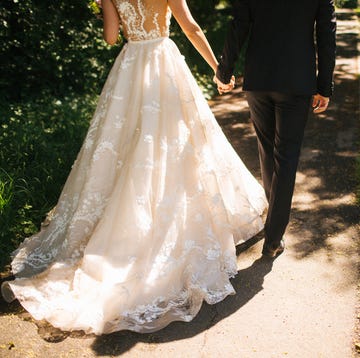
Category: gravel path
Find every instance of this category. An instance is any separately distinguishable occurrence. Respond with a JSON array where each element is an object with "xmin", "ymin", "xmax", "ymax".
[{"xmin": 0, "ymin": 9, "xmax": 358, "ymax": 358}]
